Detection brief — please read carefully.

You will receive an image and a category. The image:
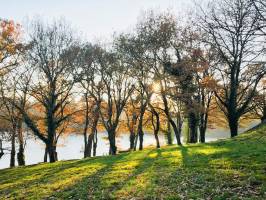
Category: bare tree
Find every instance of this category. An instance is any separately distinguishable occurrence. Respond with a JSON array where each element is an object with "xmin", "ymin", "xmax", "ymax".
[
  {"xmin": 148, "ymin": 103, "xmax": 160, "ymax": 148},
  {"xmin": 252, "ymin": 85, "xmax": 266, "ymax": 123},
  {"xmin": 97, "ymin": 49, "xmax": 134, "ymax": 155},
  {"xmin": 73, "ymin": 44, "xmax": 103, "ymax": 158},
  {"xmin": 115, "ymin": 33, "xmax": 154, "ymax": 150},
  {"xmin": 13, "ymin": 19, "xmax": 79, "ymax": 163},
  {"xmin": 251, "ymin": 0, "xmax": 266, "ymax": 27},
  {"xmin": 125, "ymin": 95, "xmax": 139, "ymax": 150},
  {"xmin": 0, "ymin": 75, "xmax": 20, "ymax": 167},
  {"xmin": 200, "ymin": 0, "xmax": 266, "ymax": 137}
]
